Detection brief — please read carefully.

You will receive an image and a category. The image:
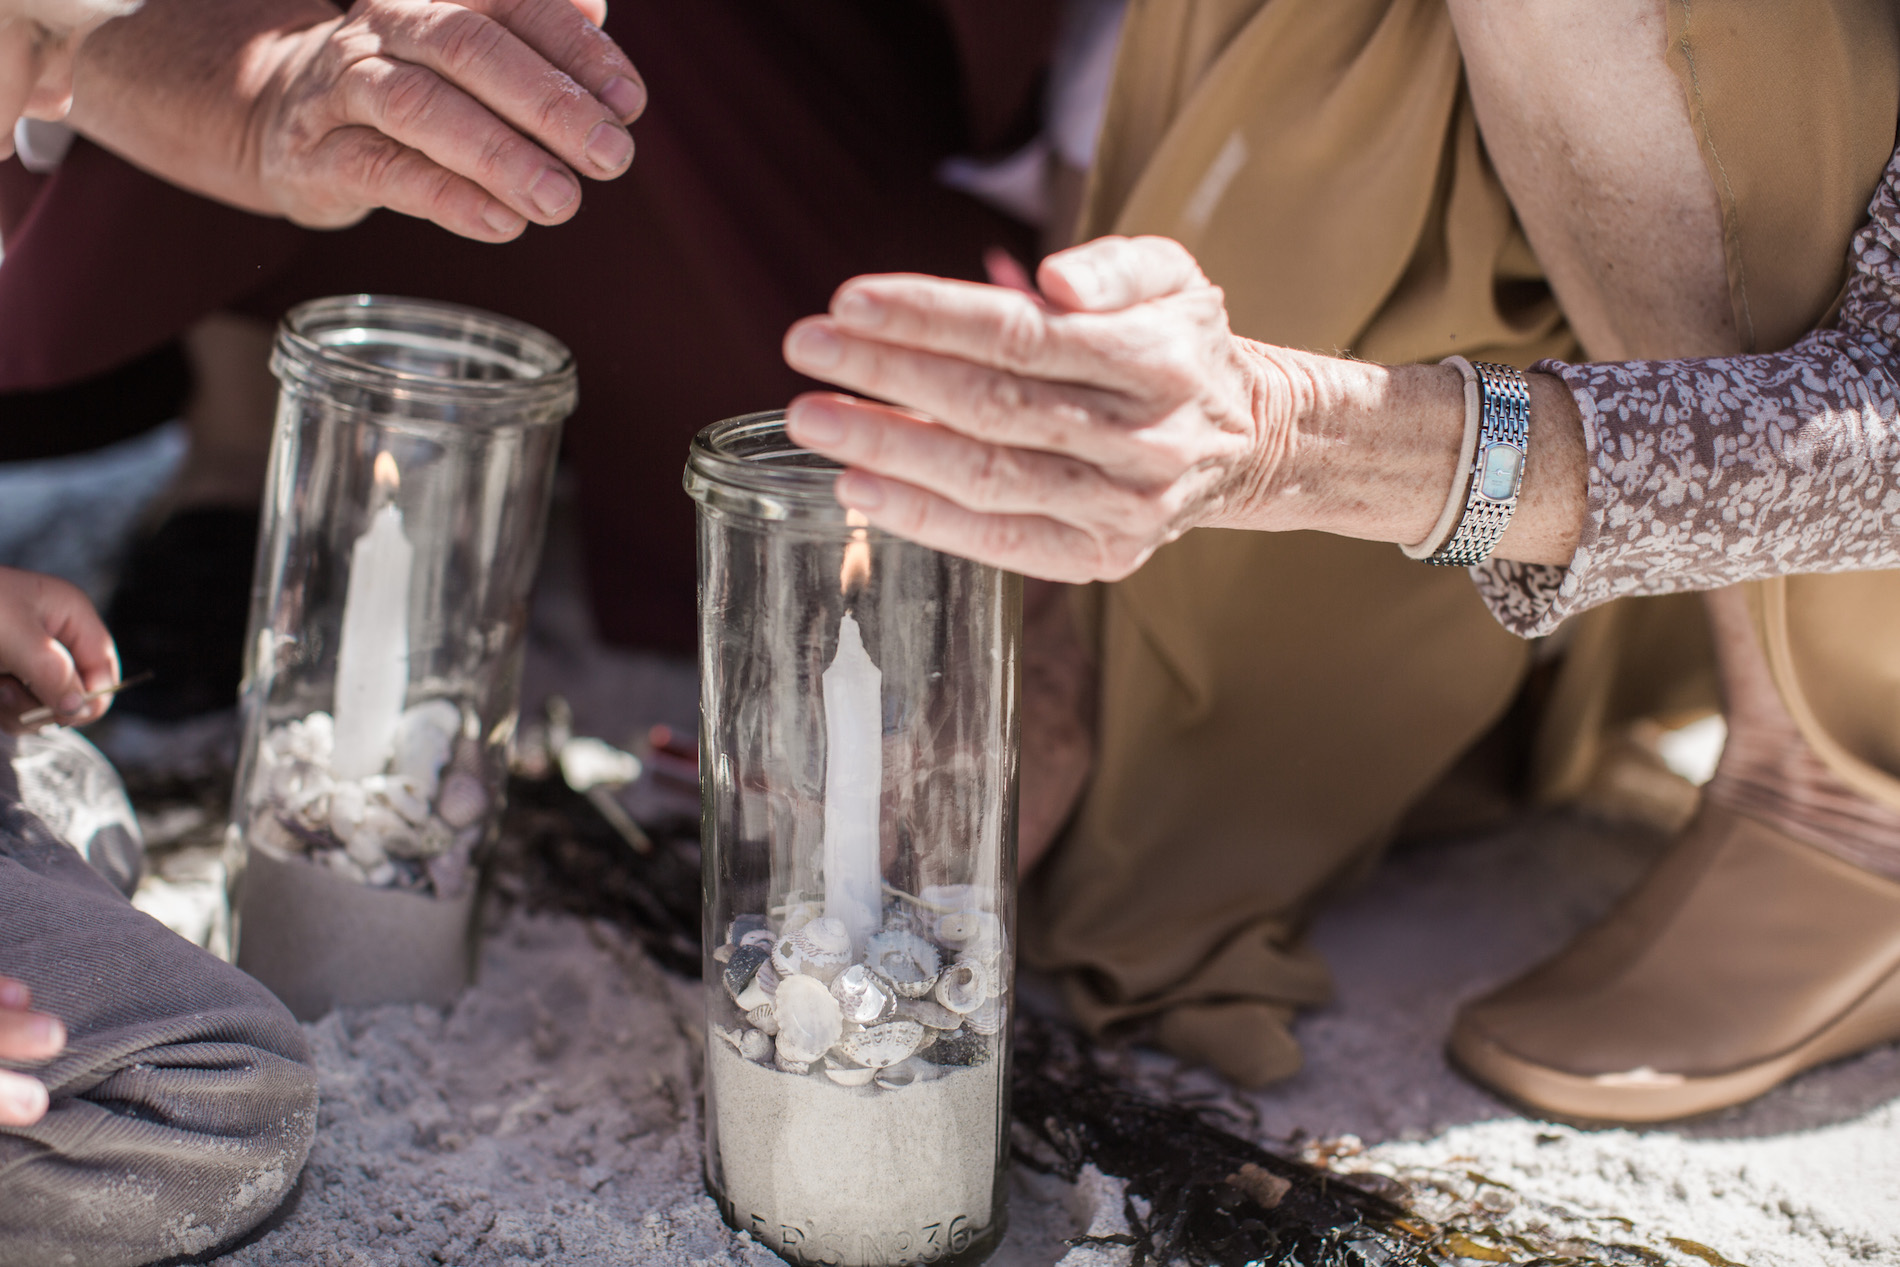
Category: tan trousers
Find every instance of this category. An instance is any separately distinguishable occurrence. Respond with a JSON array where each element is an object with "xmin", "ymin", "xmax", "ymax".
[{"xmin": 1023, "ymin": 0, "xmax": 1900, "ymax": 1083}]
